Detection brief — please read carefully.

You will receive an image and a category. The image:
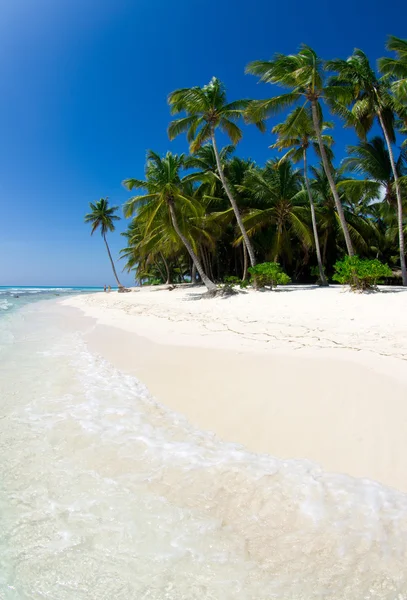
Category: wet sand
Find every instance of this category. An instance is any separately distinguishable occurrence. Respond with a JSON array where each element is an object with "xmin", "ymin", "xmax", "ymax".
[{"xmin": 62, "ymin": 285, "xmax": 407, "ymax": 491}]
